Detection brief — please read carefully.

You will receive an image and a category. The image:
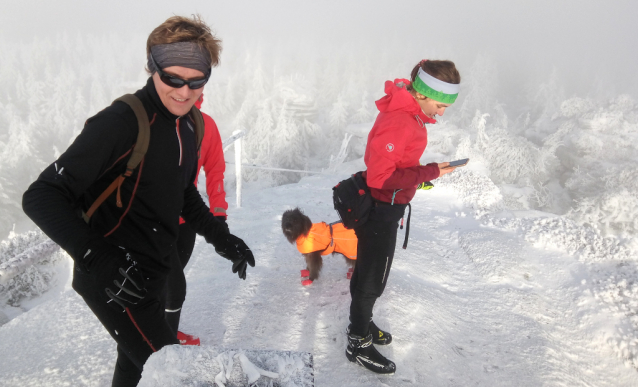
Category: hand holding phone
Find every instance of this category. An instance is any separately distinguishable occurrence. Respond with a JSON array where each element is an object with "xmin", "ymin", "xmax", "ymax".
[{"xmin": 444, "ymin": 158, "xmax": 469, "ymax": 169}]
